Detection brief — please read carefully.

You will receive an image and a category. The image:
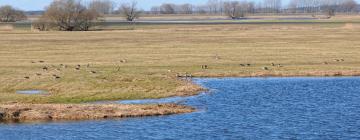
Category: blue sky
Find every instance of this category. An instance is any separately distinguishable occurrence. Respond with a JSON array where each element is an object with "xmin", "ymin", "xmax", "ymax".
[
  {"xmin": 1, "ymin": 0, "xmax": 360, "ymax": 11},
  {"xmin": 0, "ymin": 0, "xmax": 207, "ymax": 11}
]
